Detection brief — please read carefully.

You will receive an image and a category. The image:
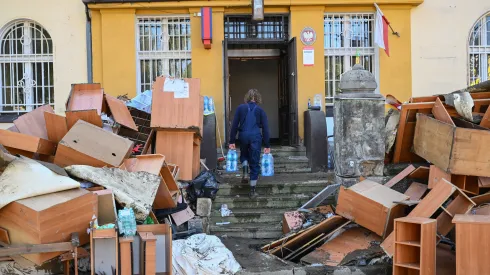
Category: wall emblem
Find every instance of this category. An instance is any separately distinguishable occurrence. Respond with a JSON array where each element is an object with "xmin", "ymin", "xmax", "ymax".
[{"xmin": 300, "ymin": 27, "xmax": 316, "ymax": 46}]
